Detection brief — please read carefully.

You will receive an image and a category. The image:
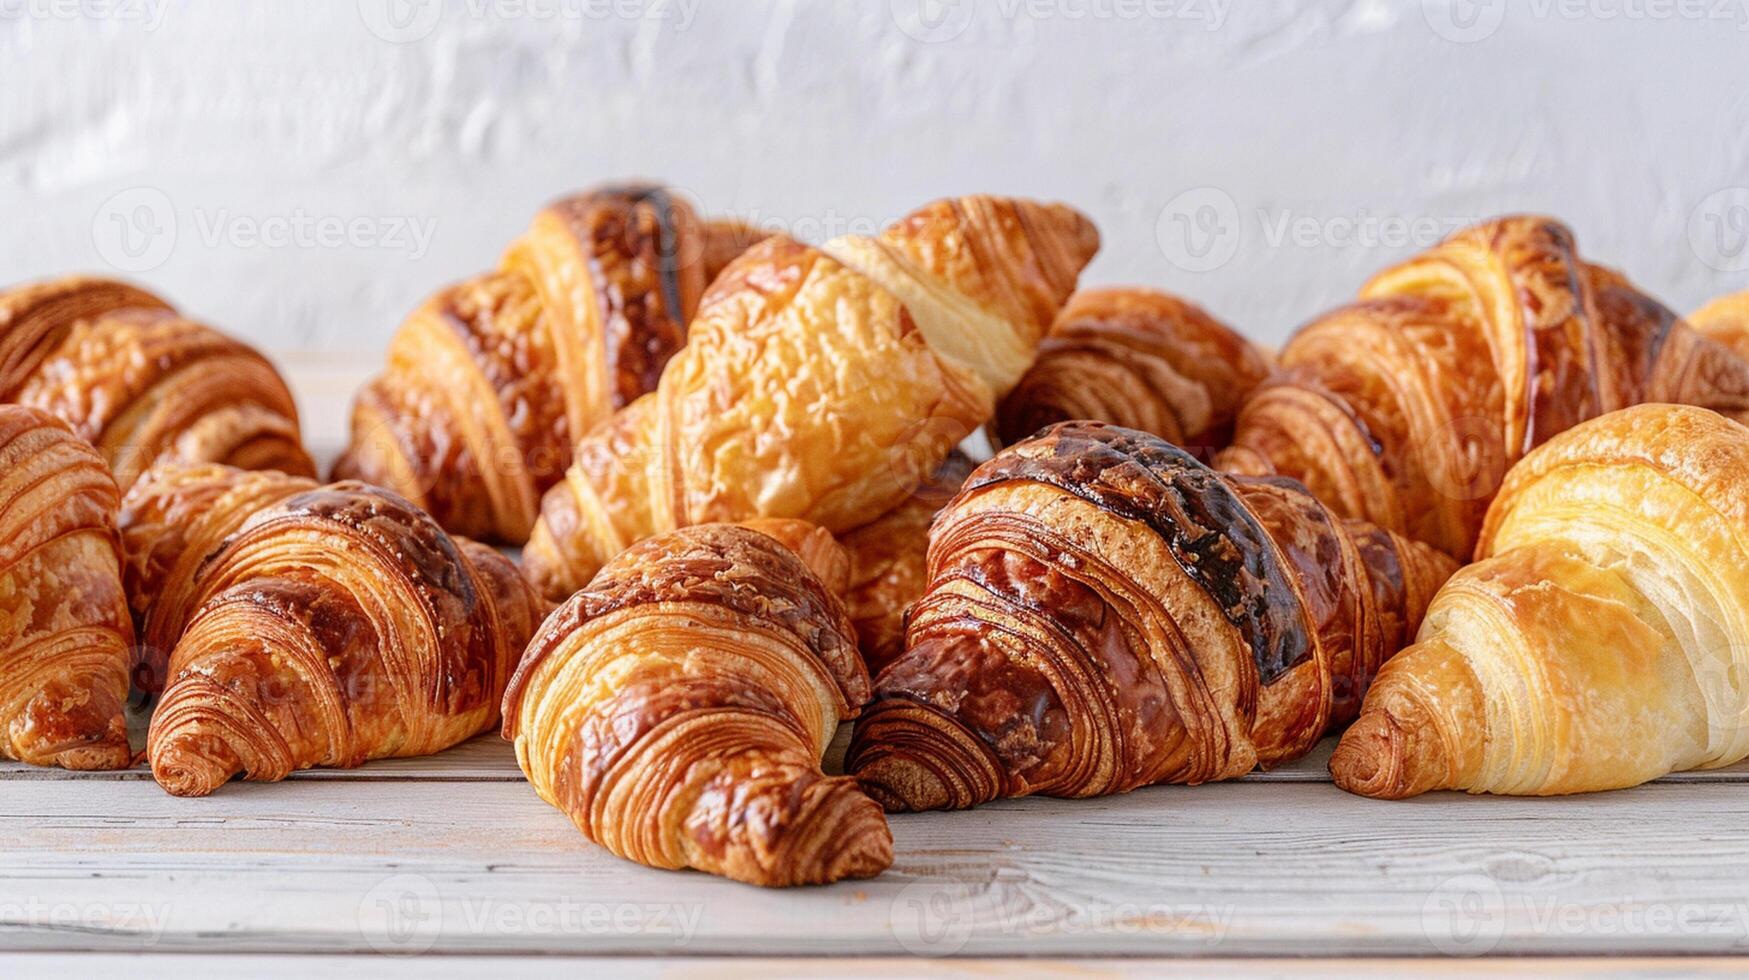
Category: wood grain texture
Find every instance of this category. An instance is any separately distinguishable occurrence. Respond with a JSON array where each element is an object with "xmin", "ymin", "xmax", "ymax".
[{"xmin": 5, "ymin": 733, "xmax": 1749, "ymax": 957}]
